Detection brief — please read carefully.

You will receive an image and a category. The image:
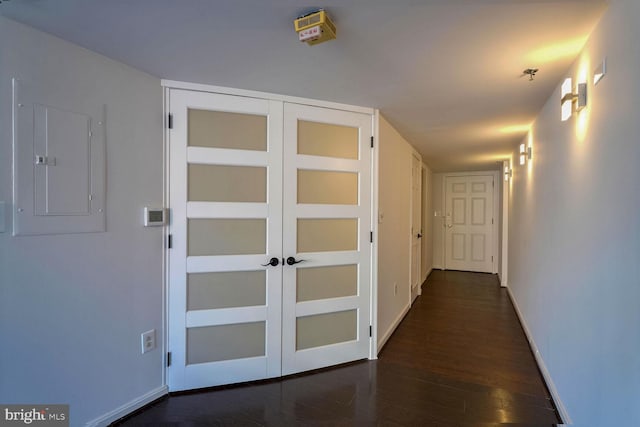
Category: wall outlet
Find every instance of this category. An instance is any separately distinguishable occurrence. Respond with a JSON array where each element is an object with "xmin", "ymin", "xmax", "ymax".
[
  {"xmin": 141, "ymin": 329, "xmax": 156, "ymax": 354},
  {"xmin": 394, "ymin": 283, "xmax": 398, "ymax": 296}
]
